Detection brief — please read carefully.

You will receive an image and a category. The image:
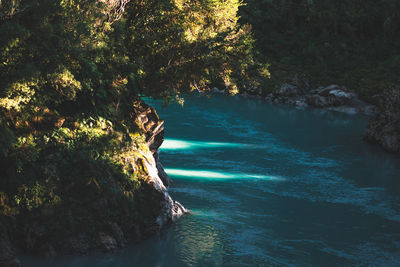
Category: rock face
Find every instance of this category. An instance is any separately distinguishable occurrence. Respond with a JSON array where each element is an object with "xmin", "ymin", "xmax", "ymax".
[
  {"xmin": 134, "ymin": 102, "xmax": 188, "ymax": 226},
  {"xmin": 246, "ymin": 83, "xmax": 377, "ymax": 116},
  {"xmin": 365, "ymin": 114, "xmax": 400, "ymax": 153},
  {"xmin": 135, "ymin": 103, "xmax": 174, "ymax": 187},
  {"xmin": 365, "ymin": 86, "xmax": 400, "ymax": 153}
]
